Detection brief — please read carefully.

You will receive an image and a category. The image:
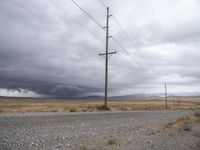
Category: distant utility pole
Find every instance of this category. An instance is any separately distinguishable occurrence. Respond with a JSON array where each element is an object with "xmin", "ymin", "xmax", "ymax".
[
  {"xmin": 176, "ymin": 96, "xmax": 179, "ymax": 107},
  {"xmin": 165, "ymin": 83, "xmax": 168, "ymax": 109},
  {"xmin": 99, "ymin": 7, "xmax": 116, "ymax": 107},
  {"xmin": 173, "ymin": 95, "xmax": 175, "ymax": 109}
]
